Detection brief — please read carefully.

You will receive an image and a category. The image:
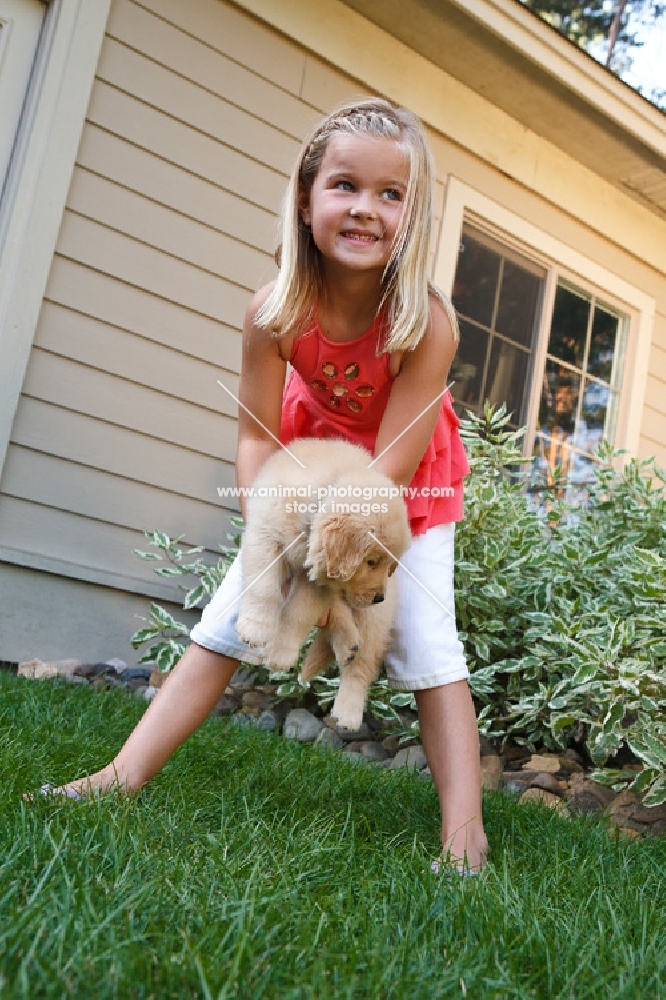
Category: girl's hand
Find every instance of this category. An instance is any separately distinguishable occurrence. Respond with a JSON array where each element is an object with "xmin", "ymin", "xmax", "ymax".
[{"xmin": 373, "ymin": 294, "xmax": 458, "ymax": 487}]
